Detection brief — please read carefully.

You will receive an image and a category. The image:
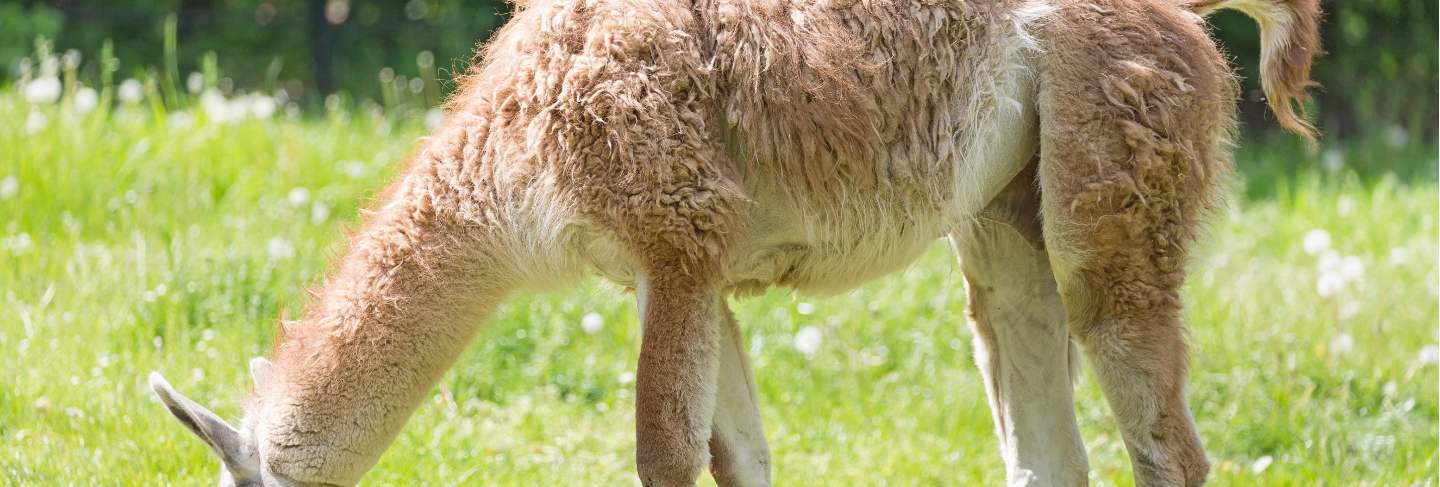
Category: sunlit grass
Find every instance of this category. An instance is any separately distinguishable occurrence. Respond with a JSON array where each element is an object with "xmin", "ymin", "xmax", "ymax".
[{"xmin": 1, "ymin": 84, "xmax": 1435, "ymax": 485}]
